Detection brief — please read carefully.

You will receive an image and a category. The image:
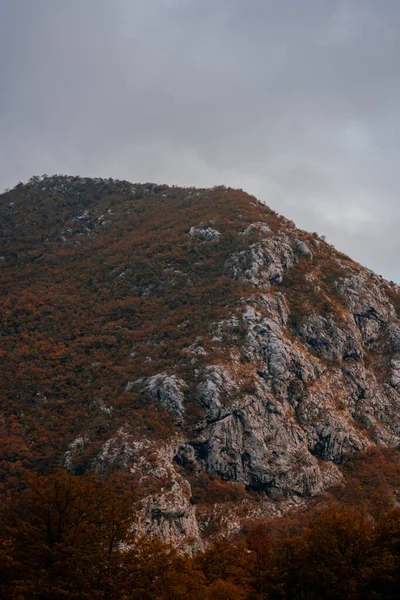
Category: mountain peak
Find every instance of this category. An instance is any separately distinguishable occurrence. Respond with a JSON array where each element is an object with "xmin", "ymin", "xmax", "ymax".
[{"xmin": 1, "ymin": 175, "xmax": 400, "ymax": 550}]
